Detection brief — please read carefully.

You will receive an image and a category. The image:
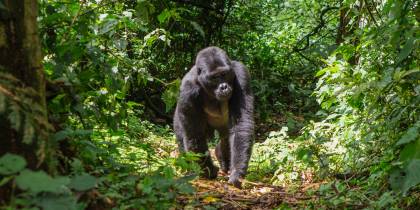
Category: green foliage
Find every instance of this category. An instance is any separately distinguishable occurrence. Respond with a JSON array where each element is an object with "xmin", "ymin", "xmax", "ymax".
[
  {"xmin": 68, "ymin": 173, "xmax": 97, "ymax": 191},
  {"xmin": 390, "ymin": 159, "xmax": 420, "ymax": 195},
  {"xmin": 162, "ymin": 79, "xmax": 181, "ymax": 112},
  {"xmin": 0, "ymin": 72, "xmax": 52, "ymax": 146},
  {"xmin": 135, "ymin": 168, "xmax": 195, "ymax": 209},
  {"xmin": 248, "ymin": 127, "xmax": 308, "ymax": 184},
  {"xmin": 0, "ymin": 153, "xmax": 26, "ymax": 175},
  {"xmin": 16, "ymin": 170, "xmax": 70, "ymax": 194},
  {"xmin": 3, "ymin": 0, "xmax": 419, "ymax": 208},
  {"xmin": 267, "ymin": 0, "xmax": 420, "ymax": 208},
  {"xmin": 0, "ymin": 154, "xmax": 87, "ymax": 209}
]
